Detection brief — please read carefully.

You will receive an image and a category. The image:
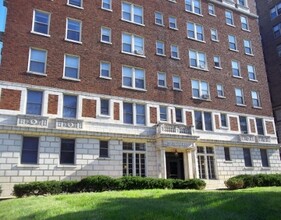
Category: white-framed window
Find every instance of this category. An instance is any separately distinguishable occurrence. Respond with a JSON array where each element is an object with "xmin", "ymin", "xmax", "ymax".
[
  {"xmin": 270, "ymin": 3, "xmax": 281, "ymax": 20},
  {"xmin": 197, "ymin": 146, "xmax": 216, "ymax": 179},
  {"xmin": 67, "ymin": 0, "xmax": 83, "ymax": 8},
  {"xmin": 210, "ymin": 29, "xmax": 218, "ymax": 41},
  {"xmin": 239, "ymin": 116, "xmax": 248, "ymax": 134},
  {"xmin": 102, "ymin": 0, "xmax": 112, "ymax": 11},
  {"xmin": 21, "ymin": 137, "xmax": 39, "ymax": 165},
  {"xmin": 187, "ymin": 22, "xmax": 204, "ymax": 42},
  {"xmin": 235, "ymin": 88, "xmax": 245, "ymax": 105},
  {"xmin": 63, "ymin": 54, "xmax": 80, "ymax": 80},
  {"xmin": 228, "ymin": 35, "xmax": 237, "ymax": 51},
  {"xmin": 122, "ymin": 66, "xmax": 145, "ymax": 90},
  {"xmin": 26, "ymin": 90, "xmax": 43, "ymax": 115},
  {"xmin": 216, "ymin": 84, "xmax": 225, "ymax": 97},
  {"xmin": 122, "ymin": 2, "xmax": 143, "ymax": 25},
  {"xmin": 160, "ymin": 106, "xmax": 168, "ymax": 121},
  {"xmin": 122, "ymin": 32, "xmax": 144, "ymax": 56},
  {"xmin": 189, "ymin": 50, "xmax": 207, "ymax": 70},
  {"xmin": 155, "ymin": 12, "xmax": 164, "ymax": 26},
  {"xmin": 101, "ymin": 27, "xmax": 112, "ymax": 44},
  {"xmin": 237, "ymin": 0, "xmax": 247, "ymax": 7},
  {"xmin": 214, "ymin": 56, "xmax": 221, "ymax": 68},
  {"xmin": 171, "ymin": 45, "xmax": 179, "ymax": 59},
  {"xmin": 156, "ymin": 41, "xmax": 165, "ymax": 56},
  {"xmin": 243, "ymin": 148, "xmax": 252, "ymax": 167},
  {"xmin": 28, "ymin": 48, "xmax": 47, "ymax": 75},
  {"xmin": 169, "ymin": 16, "xmax": 177, "ymax": 29},
  {"xmin": 32, "ymin": 10, "xmax": 50, "ymax": 36},
  {"xmin": 221, "ymin": 113, "xmax": 228, "ymax": 128},
  {"xmin": 100, "ymin": 99, "xmax": 110, "ymax": 116},
  {"xmin": 157, "ymin": 72, "xmax": 167, "ymax": 88},
  {"xmin": 195, "ymin": 112, "xmax": 213, "ymax": 131},
  {"xmin": 243, "ymin": 39, "xmax": 253, "ymax": 55},
  {"xmin": 175, "ymin": 108, "xmax": 183, "ymax": 123},
  {"xmin": 240, "ymin": 16, "xmax": 249, "ymax": 31},
  {"xmin": 225, "ymin": 10, "xmax": 234, "ymax": 26},
  {"xmin": 123, "ymin": 103, "xmax": 146, "ymax": 125},
  {"xmin": 185, "ymin": 0, "xmax": 201, "ymax": 15},
  {"xmin": 273, "ymin": 23, "xmax": 281, "ymax": 38},
  {"xmin": 63, "ymin": 95, "xmax": 77, "ymax": 118},
  {"xmin": 100, "ymin": 61, "xmax": 111, "ymax": 79},
  {"xmin": 256, "ymin": 118, "xmax": 264, "ymax": 135},
  {"xmin": 208, "ymin": 4, "xmax": 215, "ymax": 16},
  {"xmin": 192, "ymin": 80, "xmax": 210, "ymax": 99},
  {"xmin": 260, "ymin": 149, "xmax": 269, "ymax": 167},
  {"xmin": 251, "ymin": 91, "xmax": 261, "ymax": 108},
  {"xmin": 247, "ymin": 65, "xmax": 256, "ymax": 81},
  {"xmin": 231, "ymin": 60, "xmax": 241, "ymax": 77},
  {"xmin": 172, "ymin": 75, "xmax": 181, "ymax": 90},
  {"xmin": 123, "ymin": 142, "xmax": 146, "ymax": 177},
  {"xmin": 99, "ymin": 140, "xmax": 109, "ymax": 158},
  {"xmin": 65, "ymin": 18, "xmax": 82, "ymax": 43}
]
